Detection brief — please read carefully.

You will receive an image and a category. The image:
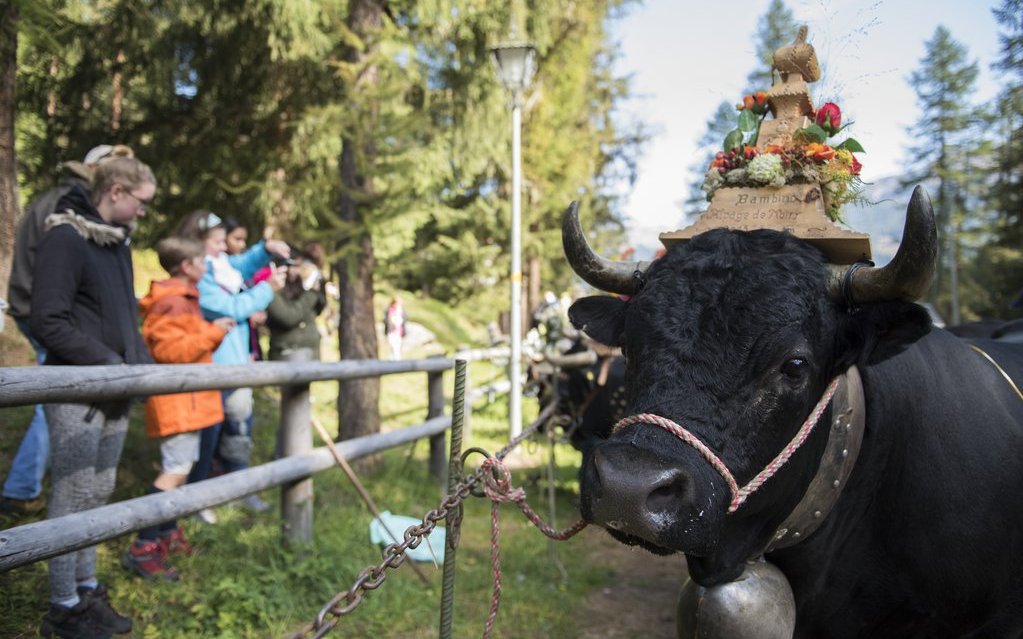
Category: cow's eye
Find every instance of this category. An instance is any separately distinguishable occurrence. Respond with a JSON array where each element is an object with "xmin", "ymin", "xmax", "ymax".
[{"xmin": 781, "ymin": 358, "xmax": 808, "ymax": 379}]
